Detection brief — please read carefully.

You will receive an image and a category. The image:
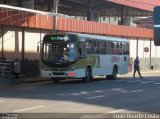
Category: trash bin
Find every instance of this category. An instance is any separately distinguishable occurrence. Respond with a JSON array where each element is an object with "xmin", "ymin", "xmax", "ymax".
[{"xmin": 151, "ymin": 65, "xmax": 154, "ymax": 70}]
